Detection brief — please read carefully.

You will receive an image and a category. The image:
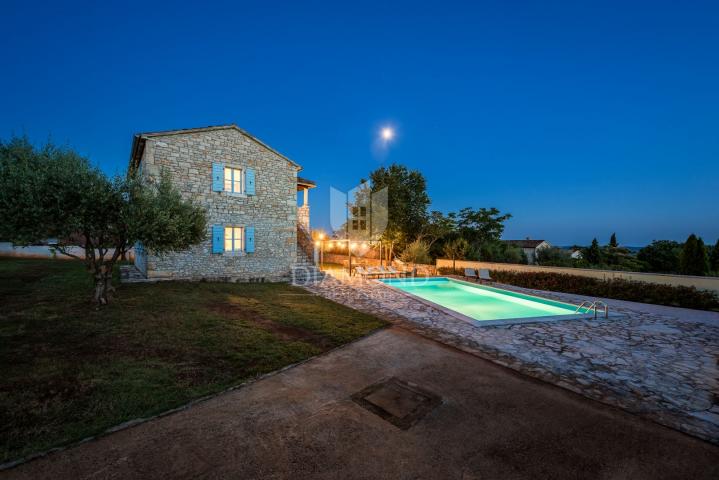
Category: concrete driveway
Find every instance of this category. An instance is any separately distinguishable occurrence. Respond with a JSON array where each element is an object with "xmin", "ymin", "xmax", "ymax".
[{"xmin": 5, "ymin": 328, "xmax": 719, "ymax": 479}]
